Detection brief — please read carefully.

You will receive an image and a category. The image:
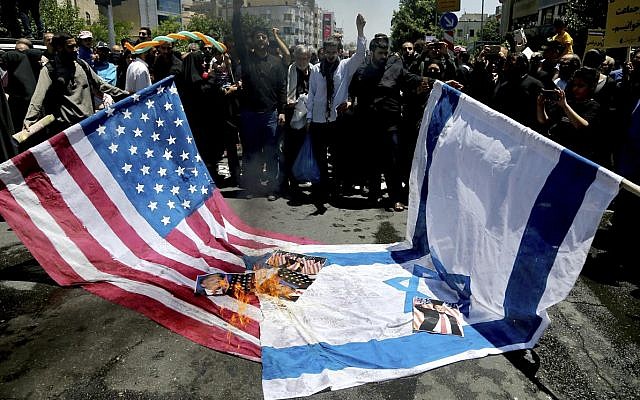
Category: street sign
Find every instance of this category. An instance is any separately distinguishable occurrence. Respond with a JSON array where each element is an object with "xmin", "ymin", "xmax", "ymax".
[
  {"xmin": 439, "ymin": 12, "xmax": 458, "ymax": 30},
  {"xmin": 437, "ymin": 0, "xmax": 461, "ymax": 13}
]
